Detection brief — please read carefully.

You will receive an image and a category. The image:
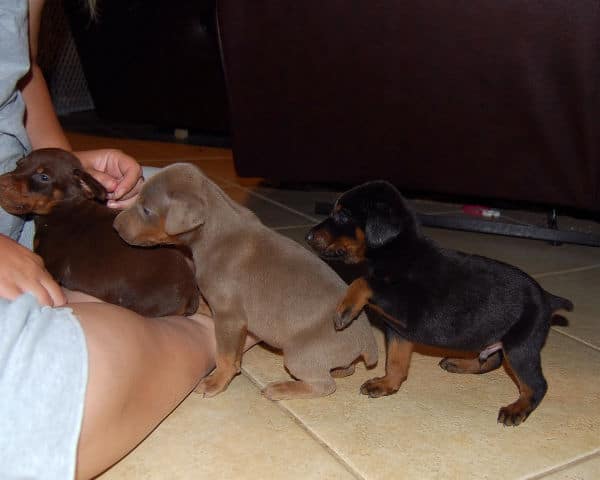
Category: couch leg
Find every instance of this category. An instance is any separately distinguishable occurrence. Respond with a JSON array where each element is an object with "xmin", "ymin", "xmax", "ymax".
[{"xmin": 547, "ymin": 209, "xmax": 562, "ymax": 246}]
